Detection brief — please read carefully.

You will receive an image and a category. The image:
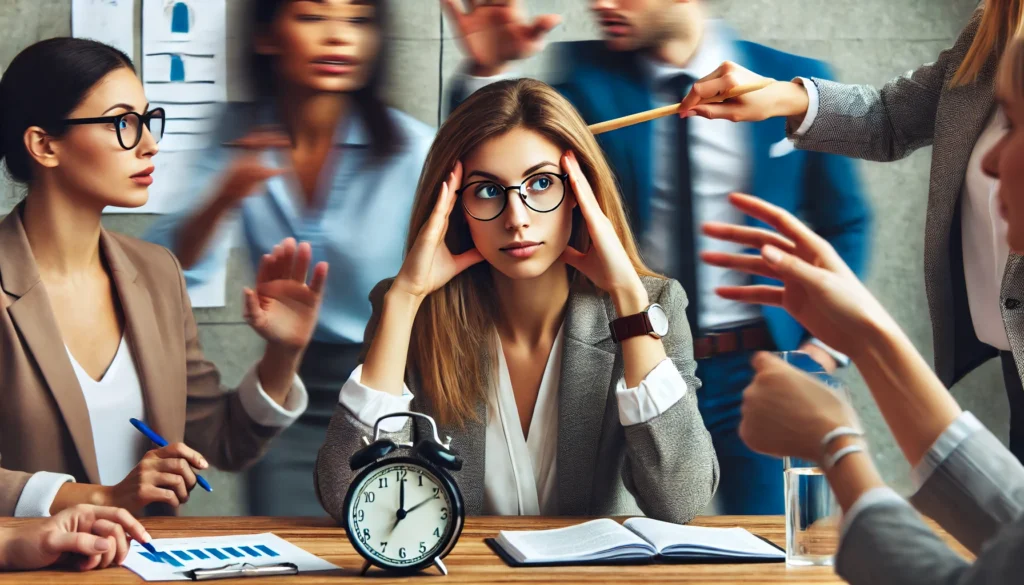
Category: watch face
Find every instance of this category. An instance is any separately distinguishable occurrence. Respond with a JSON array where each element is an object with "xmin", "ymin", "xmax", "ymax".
[
  {"xmin": 647, "ymin": 303, "xmax": 670, "ymax": 337},
  {"xmin": 346, "ymin": 457, "xmax": 461, "ymax": 571}
]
